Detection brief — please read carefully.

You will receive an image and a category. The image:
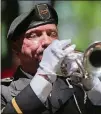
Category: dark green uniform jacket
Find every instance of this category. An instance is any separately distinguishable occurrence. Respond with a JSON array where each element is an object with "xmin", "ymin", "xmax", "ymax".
[{"xmin": 1, "ymin": 67, "xmax": 101, "ymax": 114}]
